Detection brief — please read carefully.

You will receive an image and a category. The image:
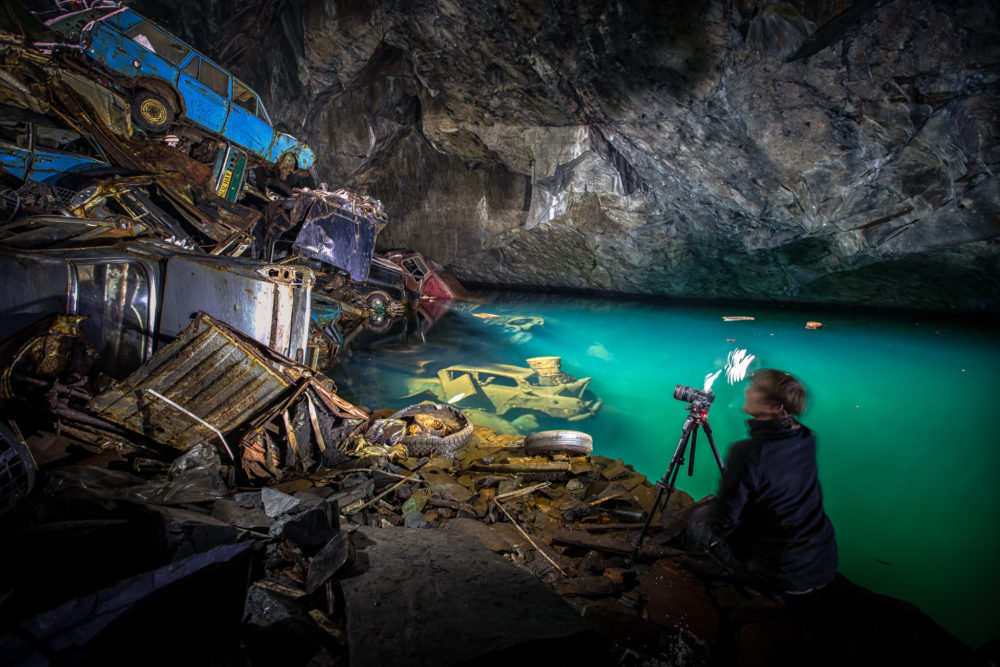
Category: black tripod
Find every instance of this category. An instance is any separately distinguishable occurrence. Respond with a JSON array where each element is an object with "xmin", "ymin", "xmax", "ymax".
[{"xmin": 626, "ymin": 401, "xmax": 725, "ymax": 565}]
